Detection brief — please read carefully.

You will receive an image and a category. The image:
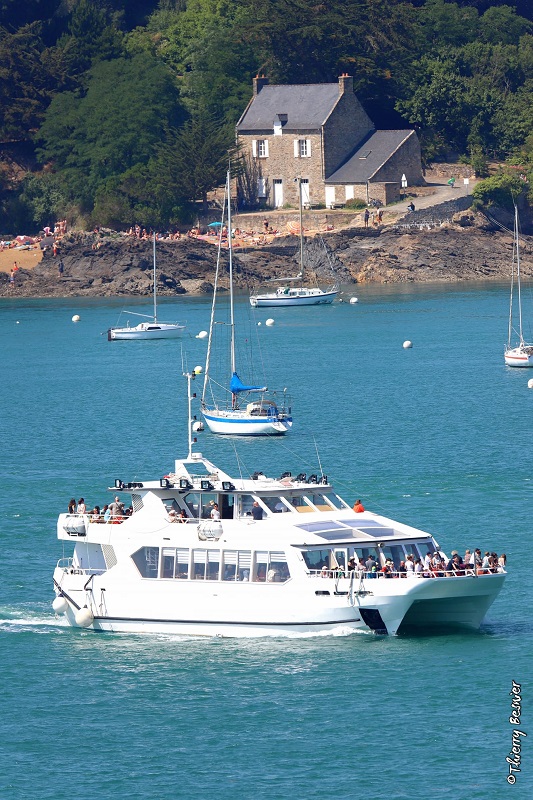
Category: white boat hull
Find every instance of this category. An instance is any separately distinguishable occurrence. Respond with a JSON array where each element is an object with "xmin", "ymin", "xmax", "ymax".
[
  {"xmin": 108, "ymin": 322, "xmax": 185, "ymax": 340},
  {"xmin": 504, "ymin": 346, "xmax": 533, "ymax": 367},
  {"xmin": 250, "ymin": 289, "xmax": 338, "ymax": 307},
  {"xmin": 53, "ymin": 567, "xmax": 504, "ymax": 638},
  {"xmin": 202, "ymin": 409, "xmax": 292, "ymax": 435}
]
